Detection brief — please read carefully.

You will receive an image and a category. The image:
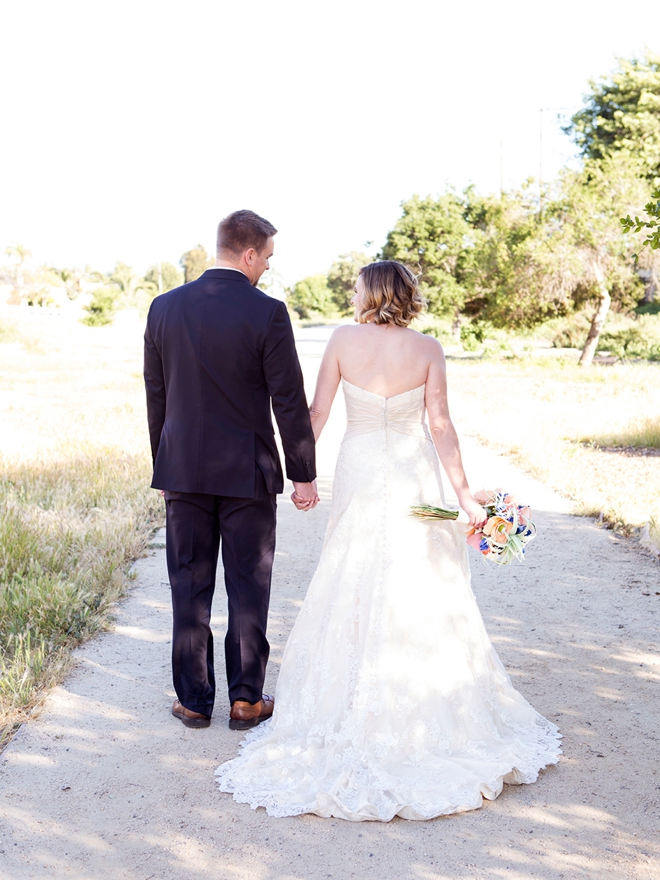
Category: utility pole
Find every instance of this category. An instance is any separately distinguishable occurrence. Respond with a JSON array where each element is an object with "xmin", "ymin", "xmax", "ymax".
[
  {"xmin": 539, "ymin": 106, "xmax": 570, "ymax": 214},
  {"xmin": 500, "ymin": 137, "xmax": 504, "ymax": 195},
  {"xmin": 539, "ymin": 109, "xmax": 544, "ymax": 212}
]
